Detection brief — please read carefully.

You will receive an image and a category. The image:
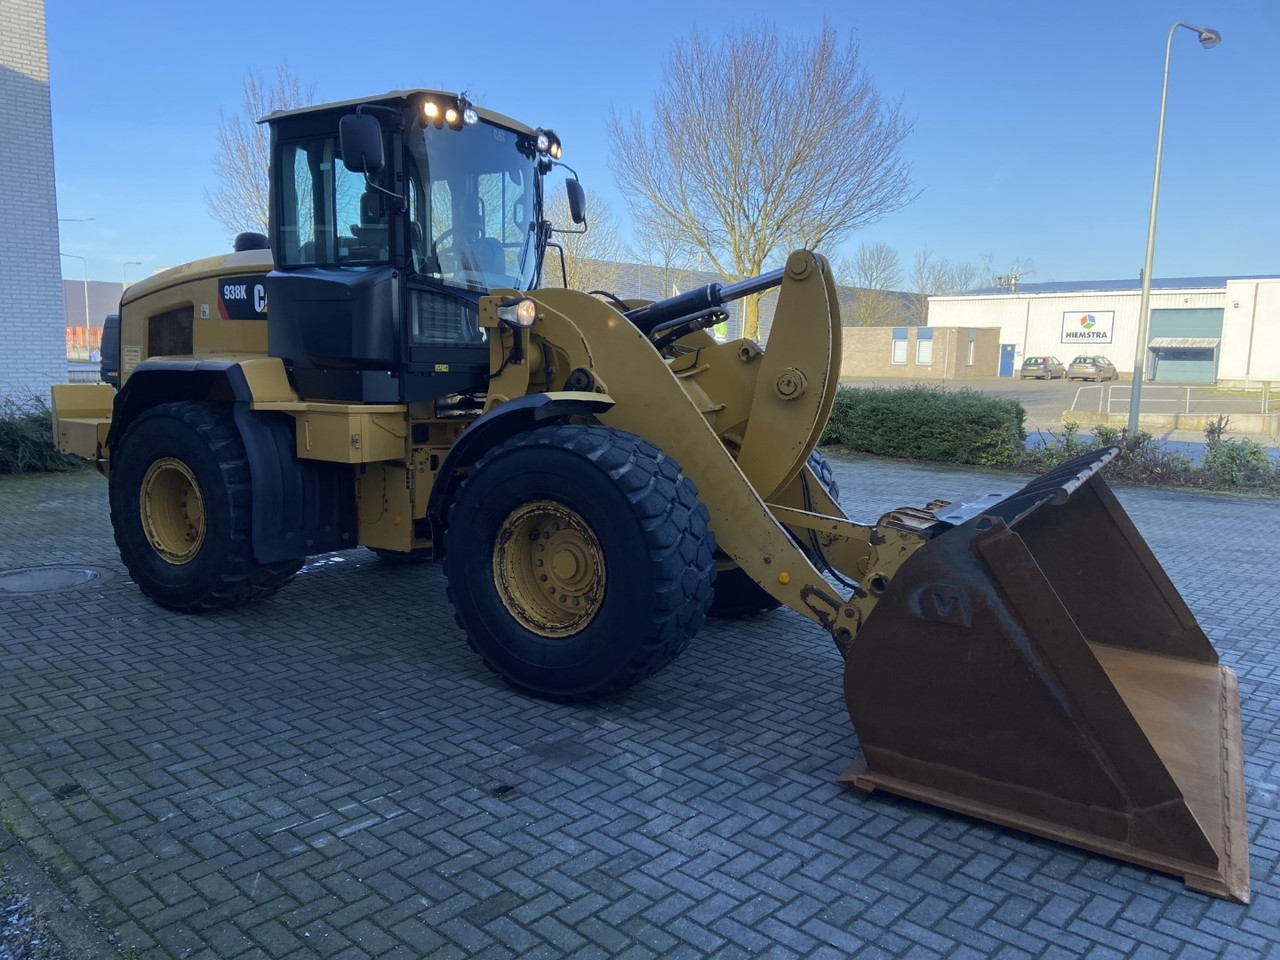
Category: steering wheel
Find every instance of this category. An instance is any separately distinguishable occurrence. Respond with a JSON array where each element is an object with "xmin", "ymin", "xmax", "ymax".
[{"xmin": 431, "ymin": 228, "xmax": 458, "ymax": 273}]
